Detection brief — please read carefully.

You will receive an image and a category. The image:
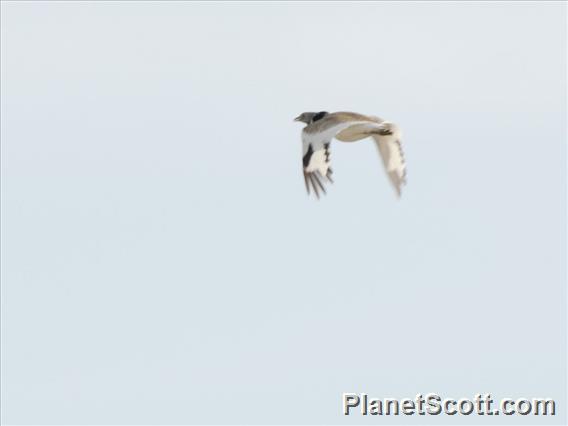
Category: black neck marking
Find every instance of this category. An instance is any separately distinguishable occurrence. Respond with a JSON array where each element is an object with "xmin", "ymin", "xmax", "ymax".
[{"xmin": 312, "ymin": 111, "xmax": 328, "ymax": 122}]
